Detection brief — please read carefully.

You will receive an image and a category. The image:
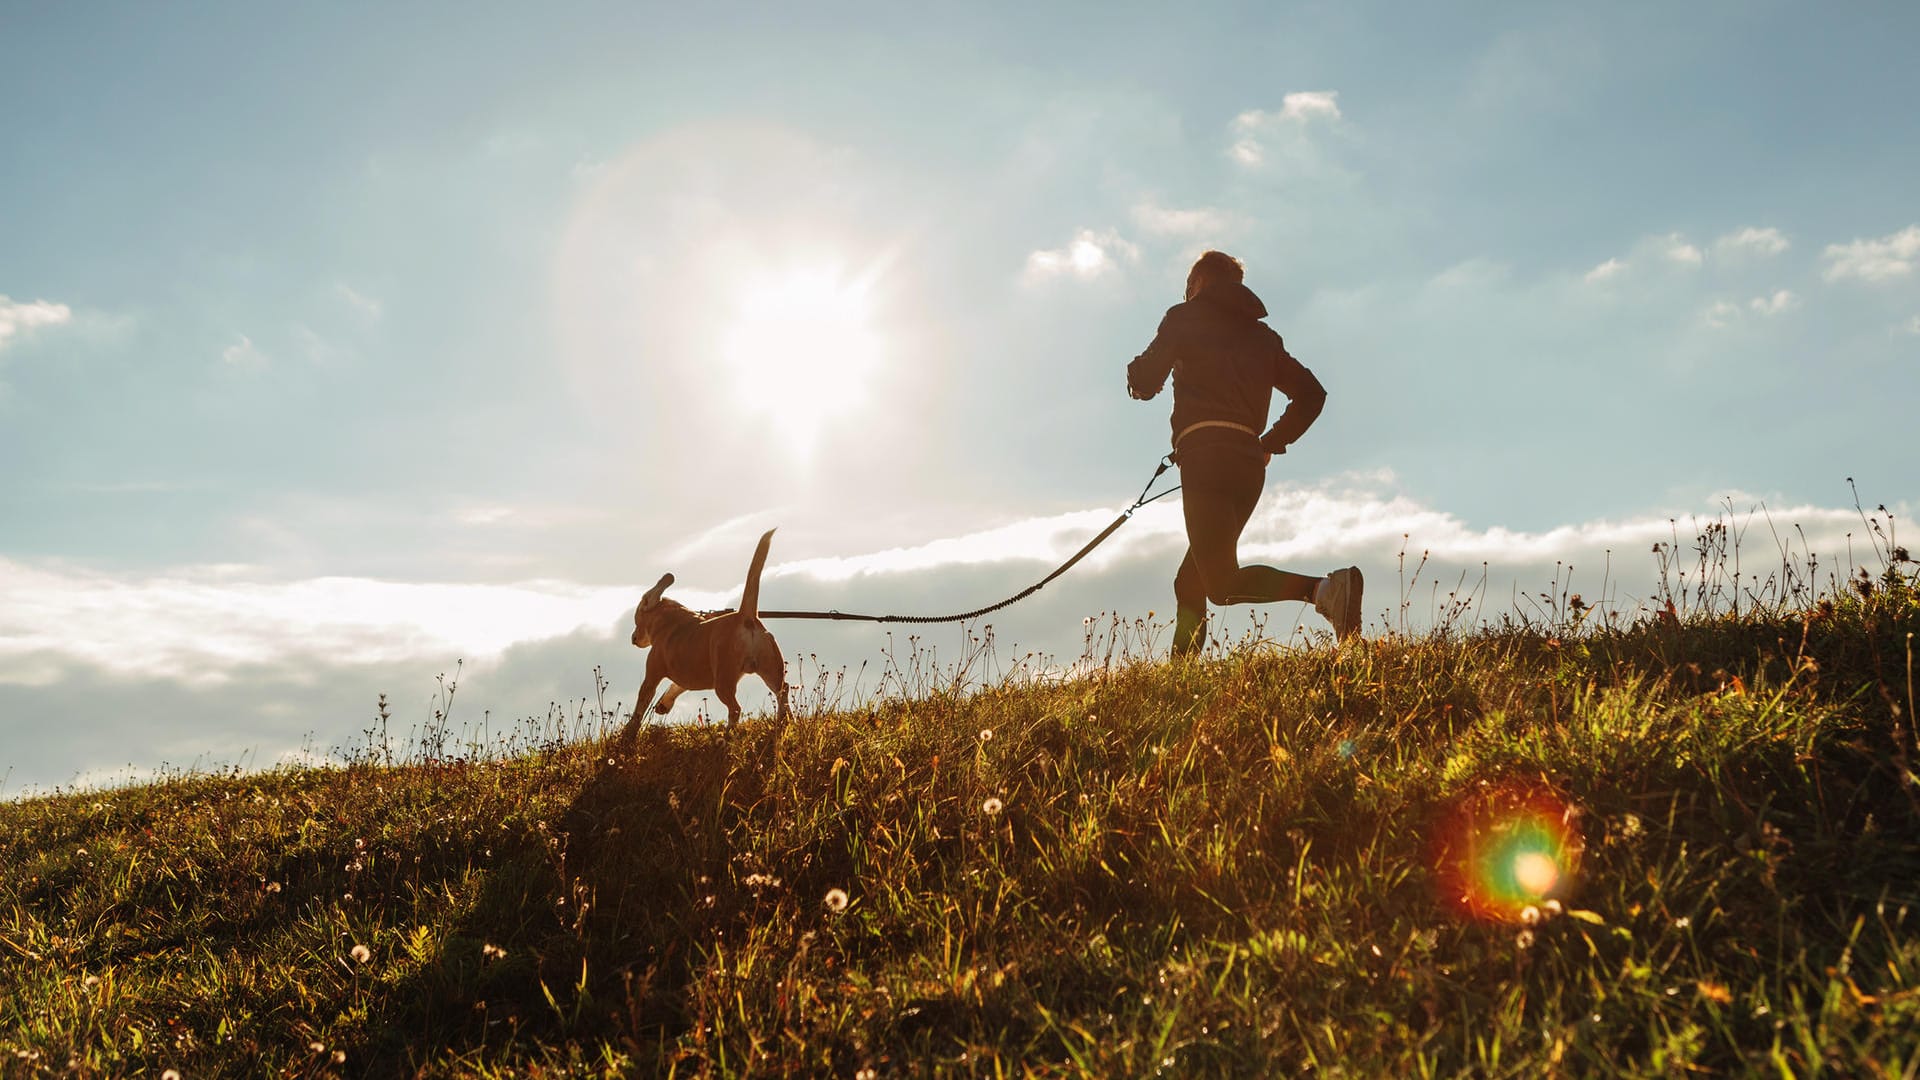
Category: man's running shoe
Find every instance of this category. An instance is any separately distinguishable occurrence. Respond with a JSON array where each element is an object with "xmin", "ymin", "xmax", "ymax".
[{"xmin": 1315, "ymin": 566, "xmax": 1364, "ymax": 643}]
